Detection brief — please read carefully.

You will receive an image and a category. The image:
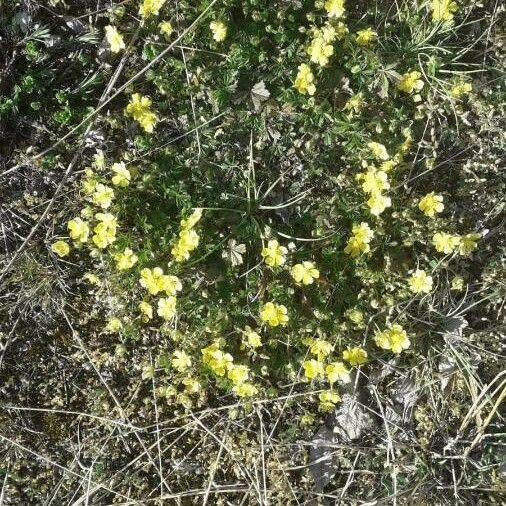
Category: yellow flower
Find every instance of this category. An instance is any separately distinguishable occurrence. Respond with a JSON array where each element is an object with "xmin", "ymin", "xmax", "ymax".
[
  {"xmin": 114, "ymin": 248, "xmax": 138, "ymax": 271},
  {"xmin": 342, "ymin": 346, "xmax": 368, "ymax": 366},
  {"xmin": 172, "ymin": 228, "xmax": 200, "ymax": 262},
  {"xmin": 179, "ymin": 228, "xmax": 199, "ymax": 250},
  {"xmin": 138, "ymin": 301, "xmax": 153, "ymax": 322},
  {"xmin": 157, "ymin": 296, "xmax": 177, "ymax": 320},
  {"xmin": 302, "ymin": 359, "xmax": 324, "ymax": 379},
  {"xmin": 325, "ymin": 362, "xmax": 351, "ymax": 384},
  {"xmin": 111, "ymin": 162, "xmax": 131, "ymax": 187},
  {"xmin": 68, "ymin": 217, "xmax": 90, "ymax": 243},
  {"xmin": 367, "ymin": 192, "xmax": 391, "ymax": 216},
  {"xmin": 319, "ymin": 389, "xmax": 341, "ymax": 412},
  {"xmin": 418, "ymin": 192, "xmax": 444, "ymax": 217},
  {"xmin": 83, "ymin": 272, "xmax": 101, "ymax": 286},
  {"xmin": 139, "ymin": 0, "xmax": 166, "ymax": 17},
  {"xmin": 432, "ymin": 0, "xmax": 458, "ymax": 22},
  {"xmin": 310, "ymin": 339, "xmax": 334, "ymax": 359},
  {"xmin": 202, "ymin": 343, "xmax": 233, "ymax": 376},
  {"xmin": 182, "ymin": 377, "xmax": 202, "ymax": 394},
  {"xmin": 344, "ymin": 236, "xmax": 370, "ymax": 257},
  {"xmin": 105, "ymin": 318, "xmax": 123, "ymax": 333},
  {"xmin": 172, "ymin": 350, "xmax": 192, "ymax": 372},
  {"xmin": 344, "ymin": 222, "xmax": 374, "ymax": 258},
  {"xmin": 451, "ymin": 81, "xmax": 472, "ymax": 98},
  {"xmin": 82, "ymin": 168, "xmax": 97, "ymax": 194},
  {"xmin": 324, "ymin": 0, "xmax": 345, "ymax": 18},
  {"xmin": 261, "ymin": 239, "xmax": 287, "ymax": 267},
  {"xmin": 92, "ymin": 183, "xmax": 115, "ymax": 209},
  {"xmin": 344, "ymin": 93, "xmax": 364, "ymax": 114},
  {"xmin": 398, "ymin": 71, "xmax": 424, "ymax": 94},
  {"xmin": 51, "ymin": 240, "xmax": 70, "ymax": 257},
  {"xmin": 105, "ymin": 25, "xmax": 125, "ymax": 53},
  {"xmin": 243, "ymin": 326, "xmax": 262, "ymax": 348},
  {"xmin": 160, "ymin": 275, "xmax": 182, "ymax": 296},
  {"xmin": 227, "ymin": 364, "xmax": 250, "ymax": 385},
  {"xmin": 171, "ymin": 243, "xmax": 189, "ymax": 262},
  {"xmin": 92, "ymin": 213, "xmax": 117, "ymax": 249},
  {"xmin": 126, "ymin": 93, "xmax": 157, "ymax": 133},
  {"xmin": 408, "ymin": 269, "xmax": 433, "ymax": 294},
  {"xmin": 233, "ymin": 382, "xmax": 258, "ymax": 397},
  {"xmin": 180, "ymin": 208, "xmax": 203, "ymax": 229},
  {"xmin": 374, "ymin": 324, "xmax": 410, "ymax": 354},
  {"xmin": 260, "ymin": 302, "xmax": 289, "ymax": 327},
  {"xmin": 380, "ymin": 159, "xmax": 397, "ymax": 172},
  {"xmin": 359, "ymin": 167, "xmax": 390, "ymax": 194},
  {"xmin": 432, "ymin": 232, "xmax": 460, "ymax": 254},
  {"xmin": 368, "ymin": 142, "xmax": 389, "ymax": 161},
  {"xmin": 93, "ymin": 150, "xmax": 105, "ymax": 169},
  {"xmin": 291, "ymin": 261, "xmax": 319, "ymax": 285},
  {"xmin": 356, "ymin": 28, "xmax": 377, "ymax": 47},
  {"xmin": 307, "ymin": 35, "xmax": 334, "ymax": 66},
  {"xmin": 159, "ymin": 21, "xmax": 173, "ymax": 37},
  {"xmin": 210, "ymin": 20, "xmax": 227, "ymax": 42},
  {"xmin": 353, "ymin": 222, "xmax": 374, "ymax": 243},
  {"xmin": 458, "ymin": 232, "xmax": 480, "ymax": 256},
  {"xmin": 139, "ymin": 268, "xmax": 182, "ymax": 296},
  {"xmin": 451, "ymin": 276, "xmax": 464, "ymax": 291},
  {"xmin": 294, "ymin": 63, "xmax": 316, "ymax": 96}
]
